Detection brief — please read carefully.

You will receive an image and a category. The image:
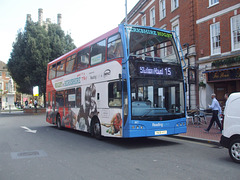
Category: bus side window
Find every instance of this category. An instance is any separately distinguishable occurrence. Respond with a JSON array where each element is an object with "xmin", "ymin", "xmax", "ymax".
[
  {"xmin": 107, "ymin": 33, "xmax": 123, "ymax": 60},
  {"xmin": 66, "ymin": 54, "xmax": 76, "ymax": 74},
  {"xmin": 76, "ymin": 88, "xmax": 81, "ymax": 108},
  {"xmin": 108, "ymin": 82, "xmax": 122, "ymax": 107},
  {"xmin": 90, "ymin": 39, "xmax": 106, "ymax": 66},
  {"xmin": 56, "ymin": 59, "xmax": 65, "ymax": 77},
  {"xmin": 56, "ymin": 91, "xmax": 64, "ymax": 107},
  {"xmin": 77, "ymin": 47, "xmax": 89, "ymax": 70},
  {"xmin": 47, "ymin": 92, "xmax": 51, "ymax": 107},
  {"xmin": 49, "ymin": 64, "xmax": 56, "ymax": 79},
  {"xmin": 65, "ymin": 89, "xmax": 76, "ymax": 108}
]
